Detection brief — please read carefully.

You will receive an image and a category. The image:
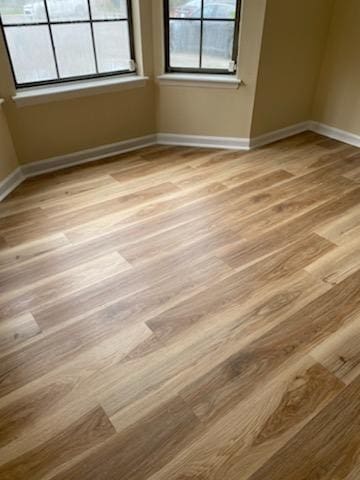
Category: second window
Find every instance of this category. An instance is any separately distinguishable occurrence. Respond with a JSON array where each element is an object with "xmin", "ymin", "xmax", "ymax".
[{"xmin": 164, "ymin": 0, "xmax": 241, "ymax": 74}]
